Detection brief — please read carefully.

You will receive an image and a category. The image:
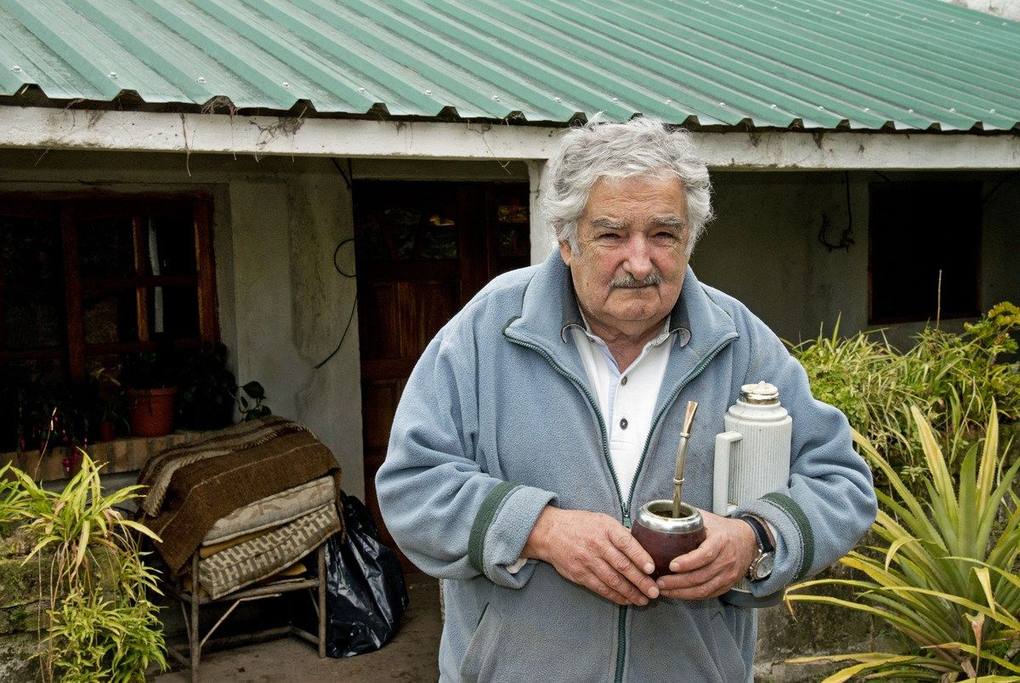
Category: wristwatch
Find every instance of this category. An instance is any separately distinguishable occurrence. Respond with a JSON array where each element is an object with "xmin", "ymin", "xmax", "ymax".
[{"xmin": 741, "ymin": 515, "xmax": 775, "ymax": 582}]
